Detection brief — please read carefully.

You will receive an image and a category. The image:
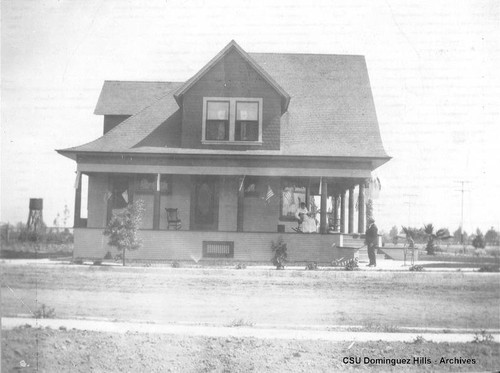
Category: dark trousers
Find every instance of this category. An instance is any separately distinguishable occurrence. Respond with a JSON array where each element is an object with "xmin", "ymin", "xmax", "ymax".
[{"xmin": 368, "ymin": 244, "xmax": 377, "ymax": 265}]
